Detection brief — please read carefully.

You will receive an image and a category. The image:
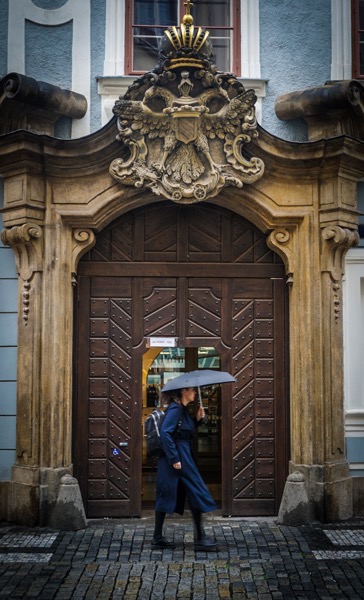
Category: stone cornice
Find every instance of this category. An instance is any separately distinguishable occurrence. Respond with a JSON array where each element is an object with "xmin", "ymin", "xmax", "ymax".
[
  {"xmin": 0, "ymin": 118, "xmax": 120, "ymax": 178},
  {"xmin": 251, "ymin": 128, "xmax": 364, "ymax": 181},
  {"xmin": 1, "ymin": 121, "xmax": 363, "ymax": 184}
]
